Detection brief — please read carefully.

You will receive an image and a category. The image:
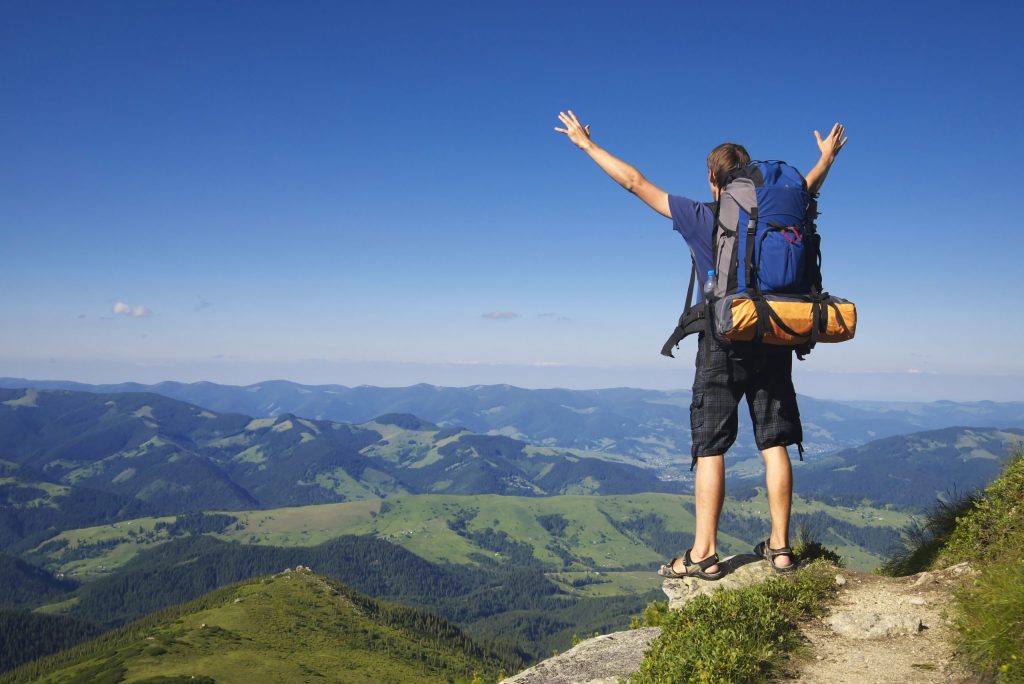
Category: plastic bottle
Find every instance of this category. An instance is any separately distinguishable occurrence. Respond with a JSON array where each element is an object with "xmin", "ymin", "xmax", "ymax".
[{"xmin": 703, "ymin": 270, "xmax": 716, "ymax": 300}]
